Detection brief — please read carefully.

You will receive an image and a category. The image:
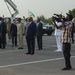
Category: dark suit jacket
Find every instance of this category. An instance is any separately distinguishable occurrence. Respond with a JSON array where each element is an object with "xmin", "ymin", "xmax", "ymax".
[
  {"xmin": 0, "ymin": 22, "xmax": 7, "ymax": 44},
  {"xmin": 0, "ymin": 24, "xmax": 1, "ymax": 34},
  {"xmin": 1, "ymin": 22, "xmax": 7, "ymax": 35},
  {"xmin": 37, "ymin": 22, "xmax": 43, "ymax": 36},
  {"xmin": 0, "ymin": 23, "xmax": 2, "ymax": 37},
  {"xmin": 26, "ymin": 22, "xmax": 37, "ymax": 39},
  {"xmin": 10, "ymin": 23, "xmax": 17, "ymax": 35}
]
